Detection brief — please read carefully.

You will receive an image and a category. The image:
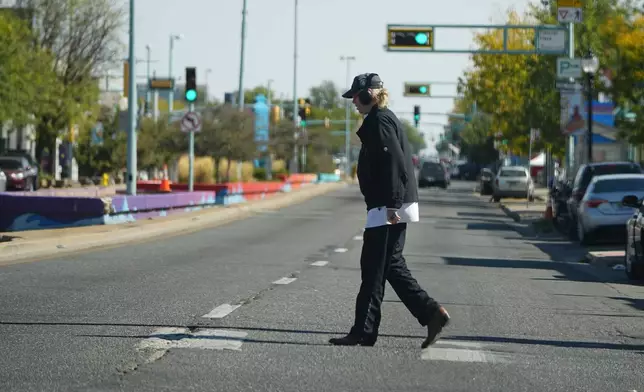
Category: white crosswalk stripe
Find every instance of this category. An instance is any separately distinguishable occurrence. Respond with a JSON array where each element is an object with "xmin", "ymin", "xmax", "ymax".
[
  {"xmin": 421, "ymin": 340, "xmax": 513, "ymax": 364},
  {"xmin": 138, "ymin": 328, "xmax": 248, "ymax": 352}
]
